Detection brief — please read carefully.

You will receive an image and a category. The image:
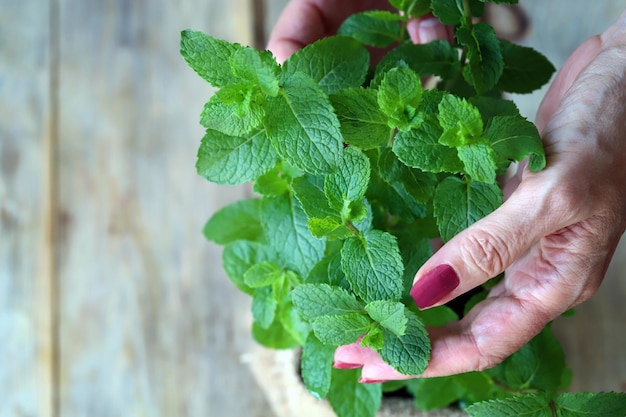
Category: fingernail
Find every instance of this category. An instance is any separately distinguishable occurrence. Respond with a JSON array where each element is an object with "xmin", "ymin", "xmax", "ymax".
[
  {"xmin": 410, "ymin": 265, "xmax": 460, "ymax": 309},
  {"xmin": 417, "ymin": 18, "xmax": 447, "ymax": 44},
  {"xmin": 358, "ymin": 377, "xmax": 389, "ymax": 384},
  {"xmin": 333, "ymin": 361, "xmax": 363, "ymax": 370}
]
